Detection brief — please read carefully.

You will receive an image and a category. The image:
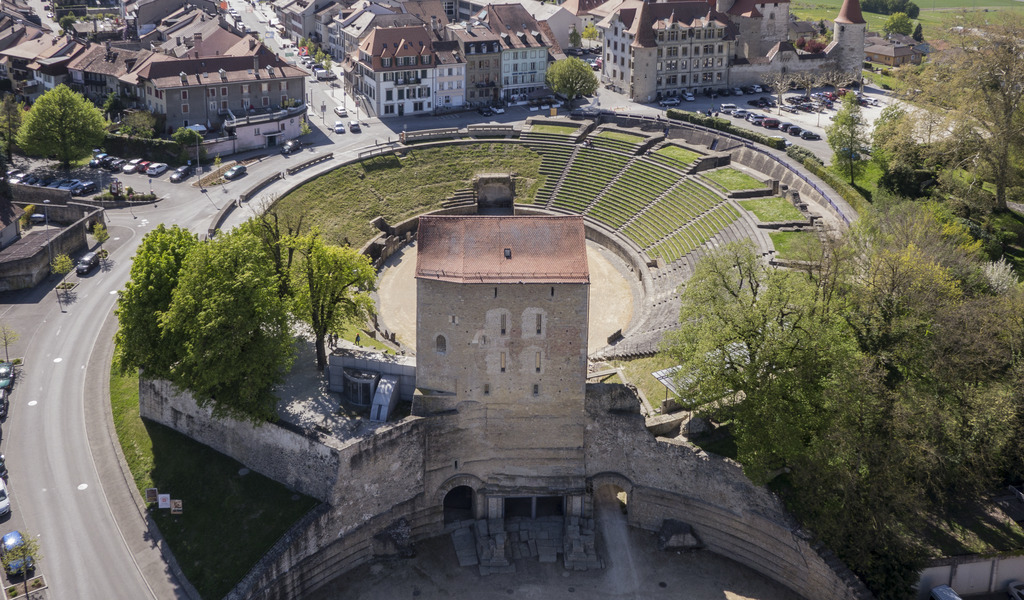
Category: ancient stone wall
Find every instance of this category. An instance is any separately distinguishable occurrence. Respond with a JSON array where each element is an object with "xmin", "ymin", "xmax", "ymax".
[
  {"xmin": 584, "ymin": 383, "xmax": 874, "ymax": 600},
  {"xmin": 138, "ymin": 378, "xmax": 341, "ymax": 502}
]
